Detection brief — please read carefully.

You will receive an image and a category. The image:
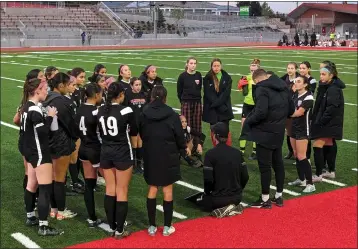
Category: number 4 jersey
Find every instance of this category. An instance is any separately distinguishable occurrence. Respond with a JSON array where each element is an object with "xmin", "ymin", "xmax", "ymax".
[{"xmin": 97, "ymin": 104, "xmax": 138, "ymax": 161}]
